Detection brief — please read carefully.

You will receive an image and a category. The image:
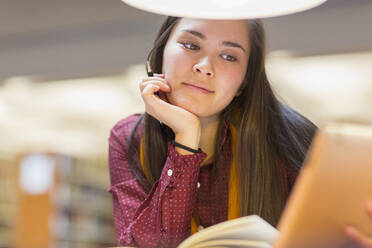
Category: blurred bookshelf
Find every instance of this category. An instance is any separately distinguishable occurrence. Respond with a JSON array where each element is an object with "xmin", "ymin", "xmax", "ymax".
[
  {"xmin": 0, "ymin": 152, "xmax": 116, "ymax": 248},
  {"xmin": 0, "ymin": 155, "xmax": 17, "ymax": 248}
]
